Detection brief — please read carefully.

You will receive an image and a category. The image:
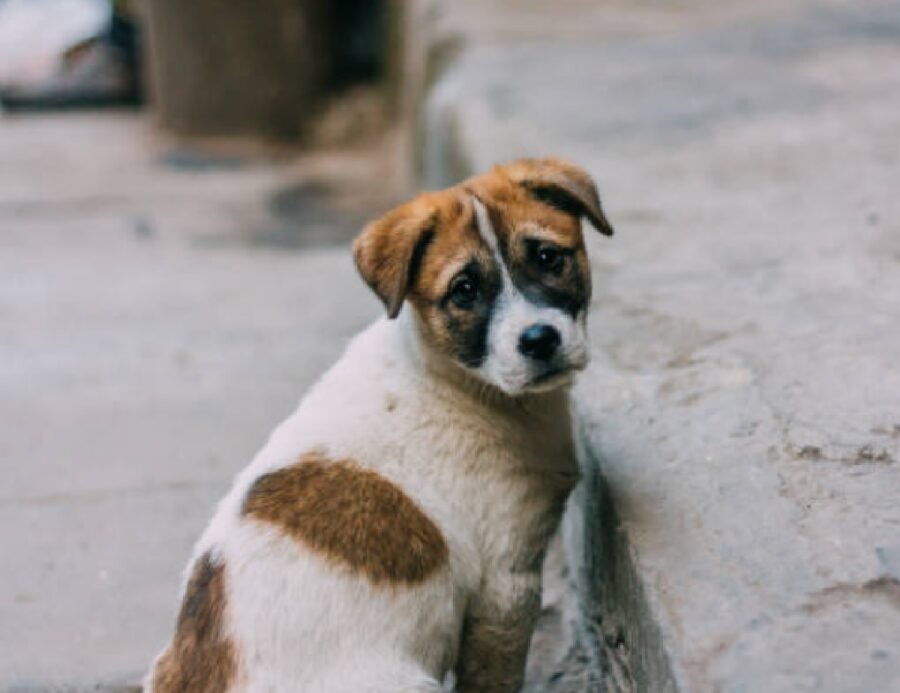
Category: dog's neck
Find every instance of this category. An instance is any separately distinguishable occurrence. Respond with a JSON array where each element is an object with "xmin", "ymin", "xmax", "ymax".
[{"xmin": 394, "ymin": 307, "xmax": 571, "ymax": 419}]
